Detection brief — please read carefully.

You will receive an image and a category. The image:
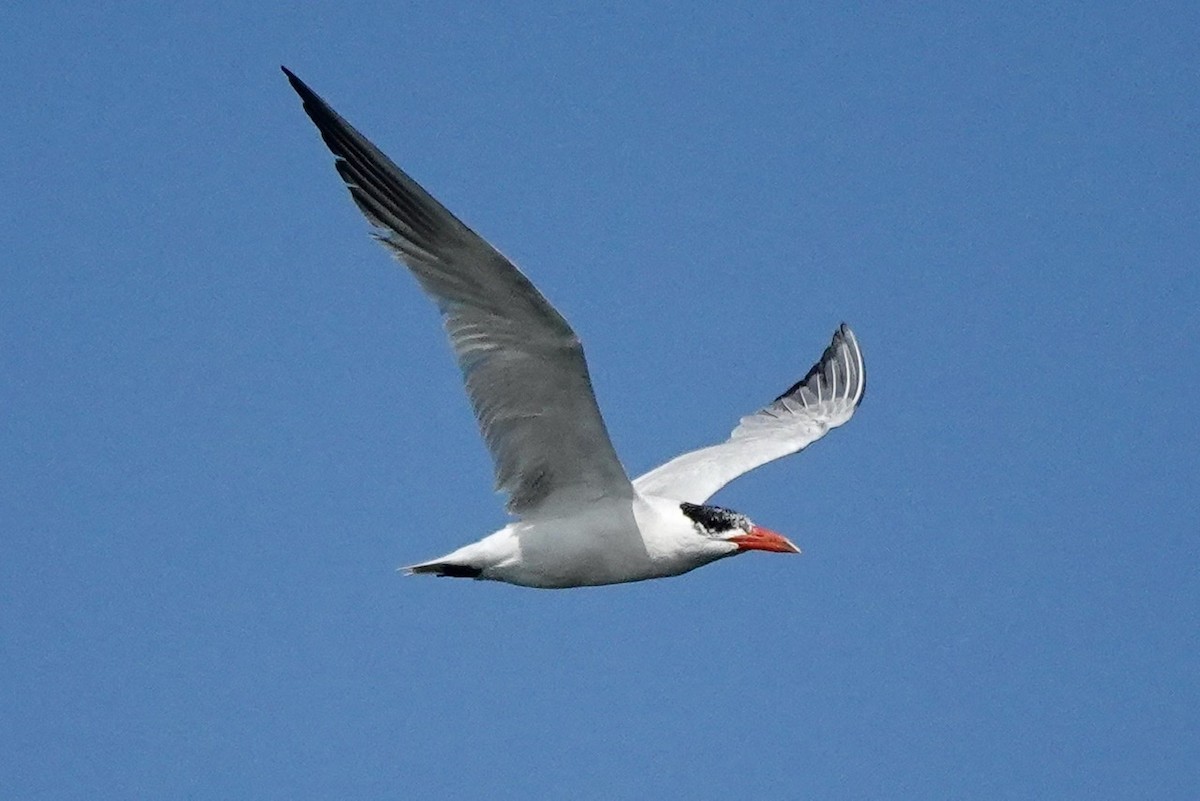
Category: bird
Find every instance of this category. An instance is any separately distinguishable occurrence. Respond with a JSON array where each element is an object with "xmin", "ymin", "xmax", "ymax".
[{"xmin": 283, "ymin": 67, "xmax": 866, "ymax": 589}]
